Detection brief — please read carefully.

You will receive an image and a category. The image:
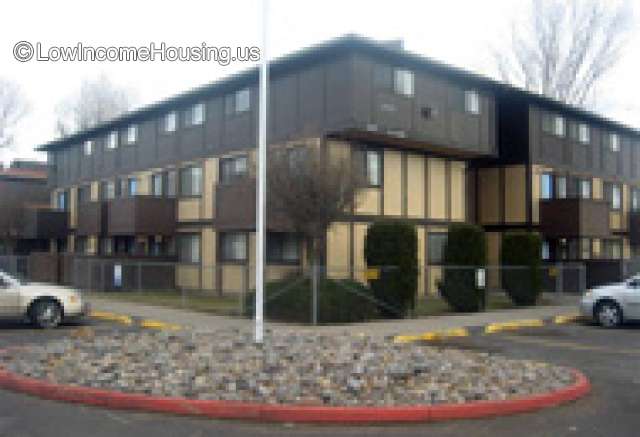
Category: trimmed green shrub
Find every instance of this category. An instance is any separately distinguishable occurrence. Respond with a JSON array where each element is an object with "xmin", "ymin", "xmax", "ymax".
[
  {"xmin": 364, "ymin": 221, "xmax": 418, "ymax": 318},
  {"xmin": 244, "ymin": 276, "xmax": 378, "ymax": 324},
  {"xmin": 501, "ymin": 232, "xmax": 543, "ymax": 306},
  {"xmin": 439, "ymin": 223, "xmax": 486, "ymax": 312}
]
